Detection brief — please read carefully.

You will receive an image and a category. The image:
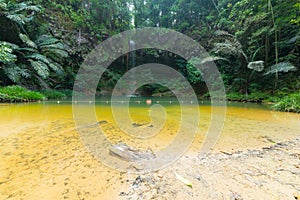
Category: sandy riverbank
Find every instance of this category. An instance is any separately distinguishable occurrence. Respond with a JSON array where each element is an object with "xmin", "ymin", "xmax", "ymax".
[
  {"xmin": 0, "ymin": 118, "xmax": 299, "ymax": 199},
  {"xmin": 118, "ymin": 137, "xmax": 300, "ymax": 200}
]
